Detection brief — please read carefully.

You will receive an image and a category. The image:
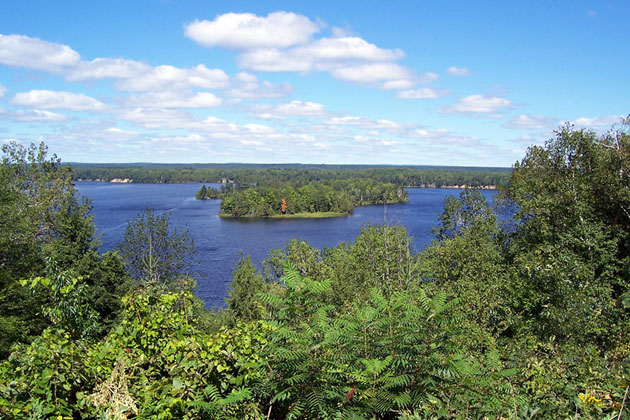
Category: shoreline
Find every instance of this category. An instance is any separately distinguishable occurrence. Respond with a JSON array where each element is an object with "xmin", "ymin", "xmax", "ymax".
[
  {"xmin": 219, "ymin": 211, "xmax": 350, "ymax": 219},
  {"xmin": 76, "ymin": 179, "xmax": 499, "ymax": 190}
]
